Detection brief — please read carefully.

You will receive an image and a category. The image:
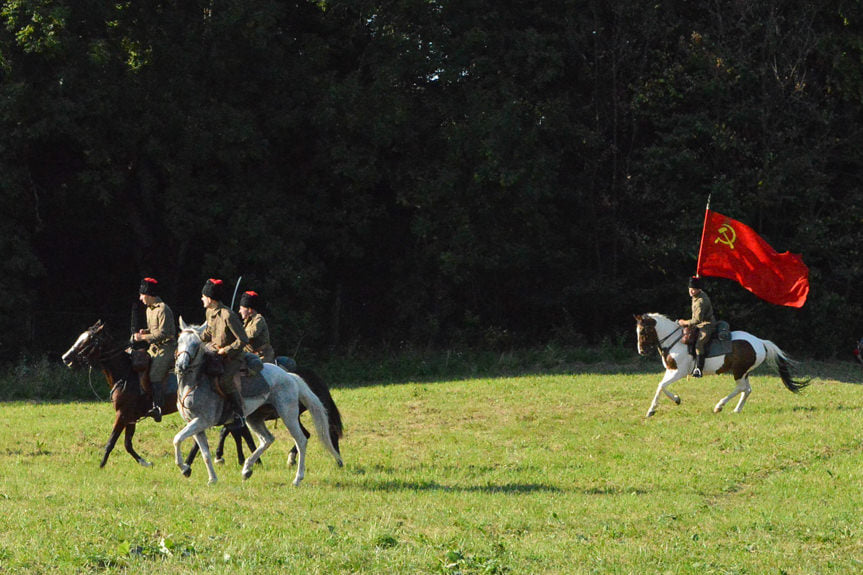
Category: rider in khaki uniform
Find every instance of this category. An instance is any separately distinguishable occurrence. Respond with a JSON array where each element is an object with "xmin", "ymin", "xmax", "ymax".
[
  {"xmin": 678, "ymin": 275, "xmax": 715, "ymax": 377},
  {"xmin": 239, "ymin": 290, "xmax": 275, "ymax": 363},
  {"xmin": 131, "ymin": 277, "xmax": 177, "ymax": 422},
  {"xmin": 199, "ymin": 278, "xmax": 249, "ymax": 425}
]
